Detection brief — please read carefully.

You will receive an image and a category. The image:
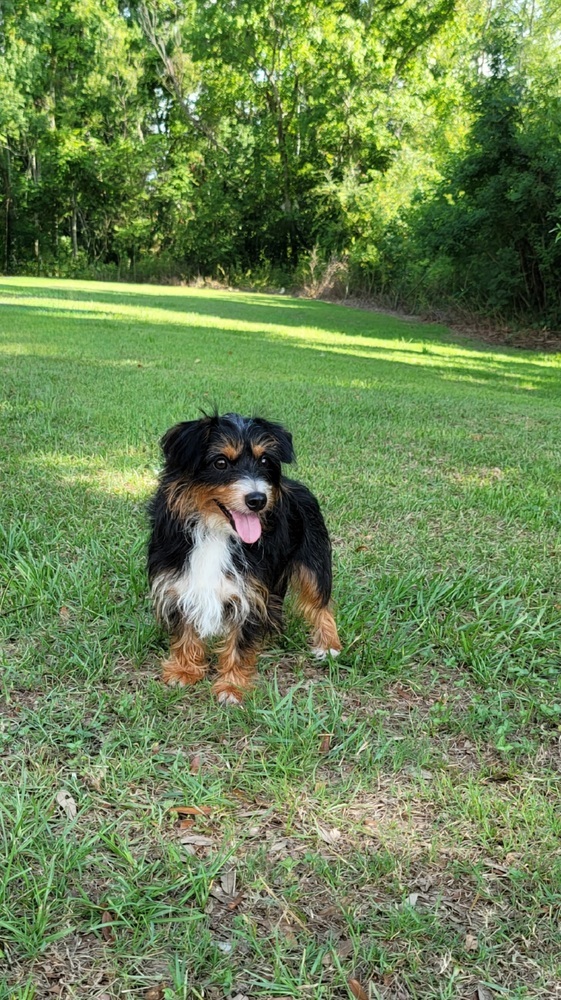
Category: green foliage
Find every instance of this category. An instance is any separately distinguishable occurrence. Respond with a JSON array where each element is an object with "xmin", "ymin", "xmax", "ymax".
[
  {"xmin": 1, "ymin": 1, "xmax": 561, "ymax": 325},
  {"xmin": 358, "ymin": 13, "xmax": 561, "ymax": 324}
]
